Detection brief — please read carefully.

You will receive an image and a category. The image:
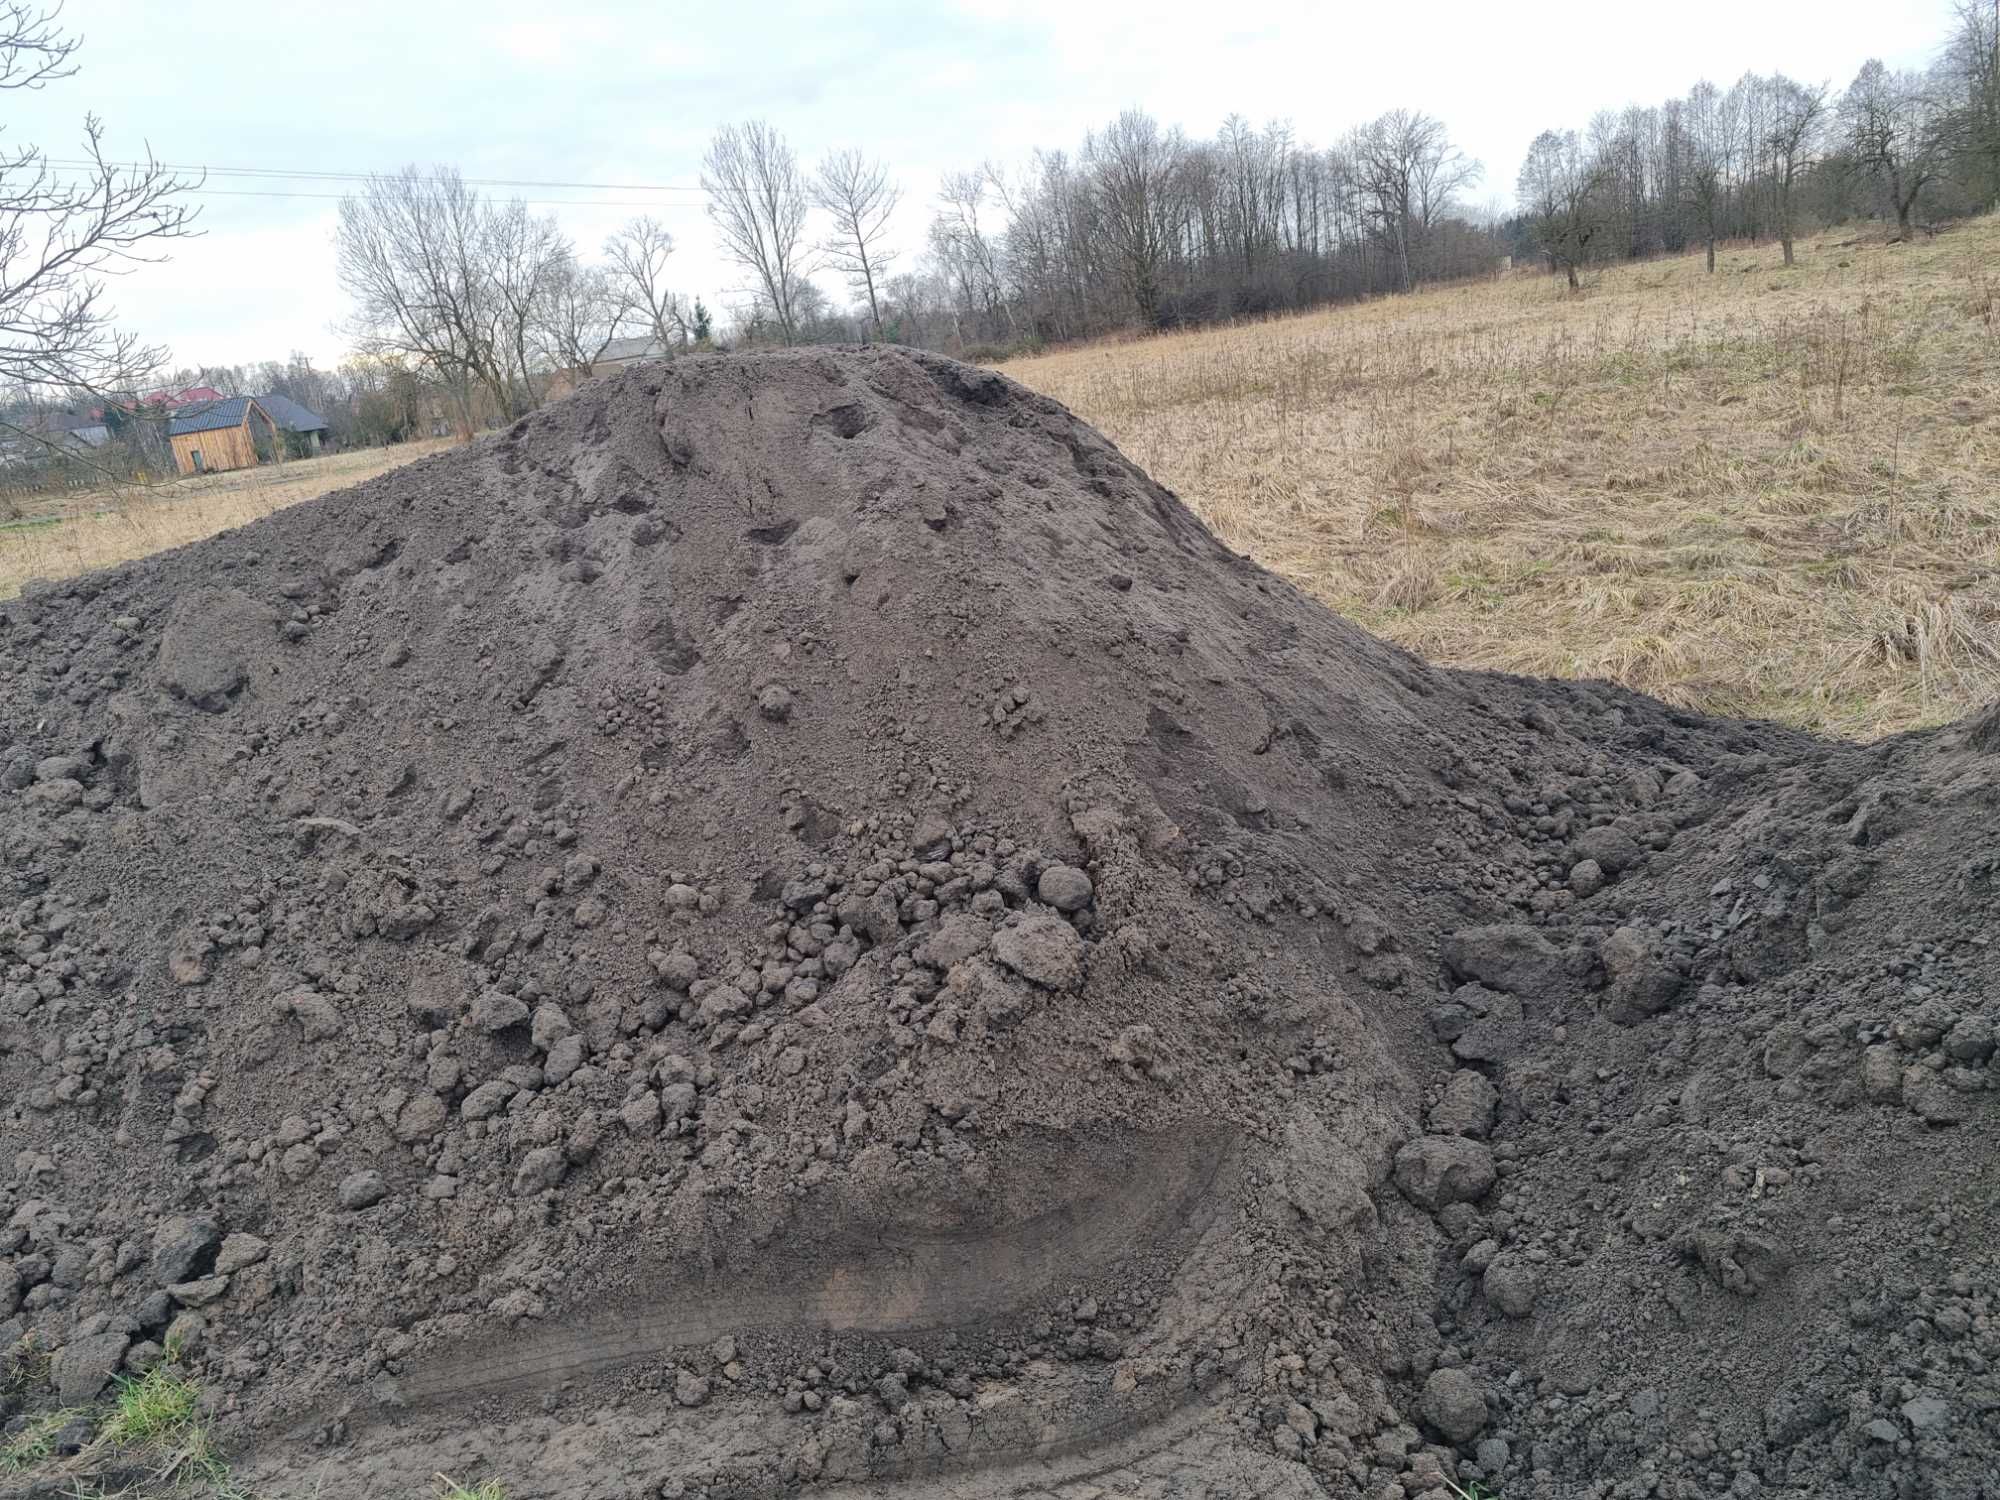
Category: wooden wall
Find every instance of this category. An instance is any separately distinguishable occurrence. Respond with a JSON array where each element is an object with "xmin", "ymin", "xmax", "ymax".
[{"xmin": 169, "ymin": 404, "xmax": 280, "ymax": 476}]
